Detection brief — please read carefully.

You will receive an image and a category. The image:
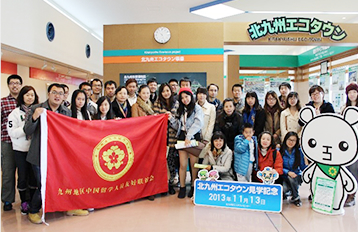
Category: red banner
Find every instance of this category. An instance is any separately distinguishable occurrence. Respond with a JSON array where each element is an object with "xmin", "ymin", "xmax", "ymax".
[
  {"xmin": 30, "ymin": 67, "xmax": 85, "ymax": 86},
  {"xmin": 42, "ymin": 111, "xmax": 168, "ymax": 213}
]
